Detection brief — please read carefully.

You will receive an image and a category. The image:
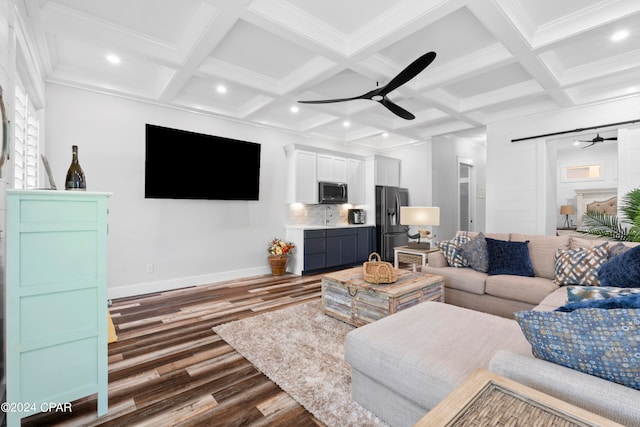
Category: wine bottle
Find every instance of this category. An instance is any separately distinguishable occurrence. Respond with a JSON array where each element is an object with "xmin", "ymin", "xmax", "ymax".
[{"xmin": 65, "ymin": 145, "xmax": 86, "ymax": 190}]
